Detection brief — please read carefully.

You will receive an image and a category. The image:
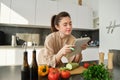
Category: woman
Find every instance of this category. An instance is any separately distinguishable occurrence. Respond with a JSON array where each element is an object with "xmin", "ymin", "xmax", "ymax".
[{"xmin": 38, "ymin": 11, "xmax": 87, "ymax": 67}]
